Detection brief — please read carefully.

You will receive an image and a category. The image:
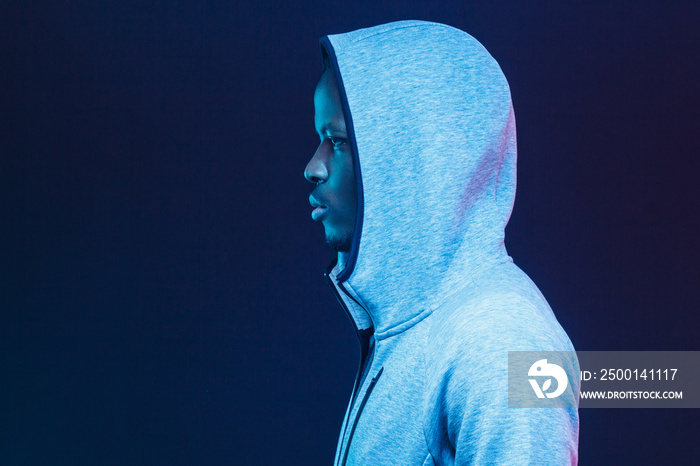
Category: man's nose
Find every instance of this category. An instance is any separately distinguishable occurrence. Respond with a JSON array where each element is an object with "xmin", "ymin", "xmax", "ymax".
[{"xmin": 304, "ymin": 142, "xmax": 329, "ymax": 184}]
